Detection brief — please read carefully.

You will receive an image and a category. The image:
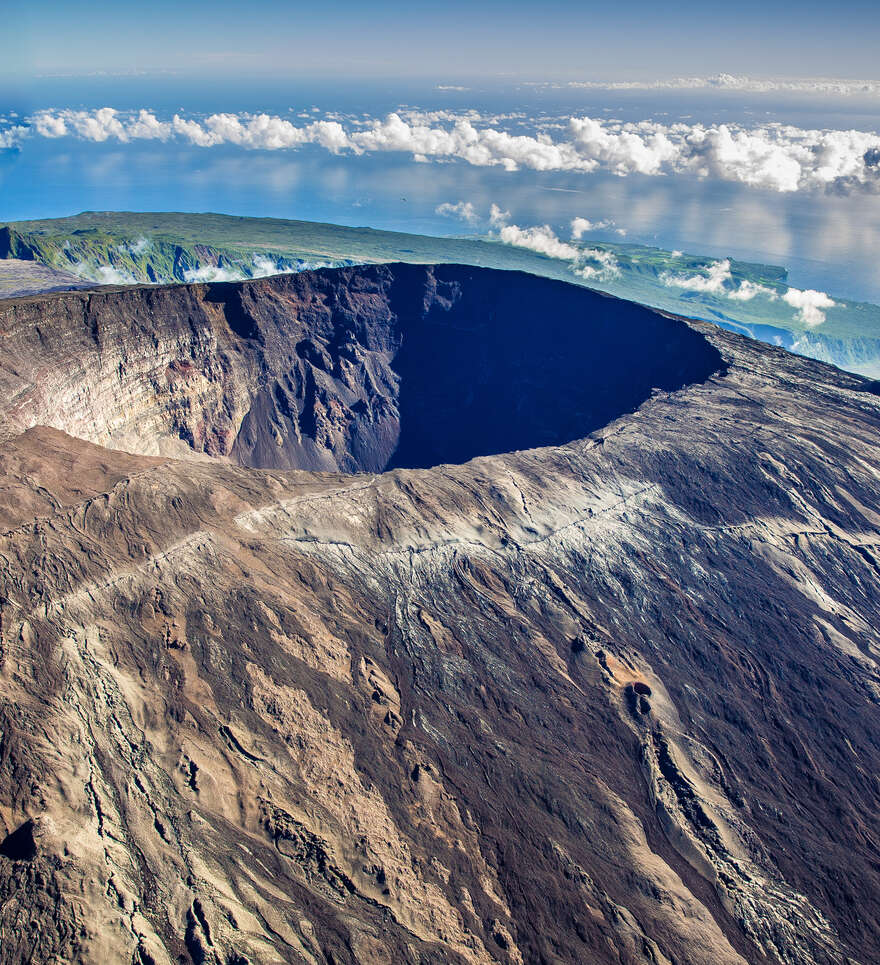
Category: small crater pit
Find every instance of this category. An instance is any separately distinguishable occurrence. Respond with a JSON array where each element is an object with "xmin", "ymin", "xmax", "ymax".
[{"xmin": 0, "ymin": 819, "xmax": 37, "ymax": 861}]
